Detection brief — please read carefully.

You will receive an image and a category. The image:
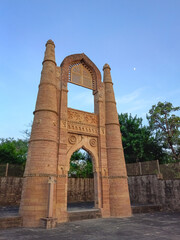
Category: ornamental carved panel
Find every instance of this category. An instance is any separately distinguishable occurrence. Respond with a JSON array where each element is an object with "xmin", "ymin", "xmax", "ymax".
[
  {"xmin": 67, "ymin": 108, "xmax": 98, "ymax": 136},
  {"xmin": 68, "ymin": 108, "xmax": 98, "ymax": 125}
]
